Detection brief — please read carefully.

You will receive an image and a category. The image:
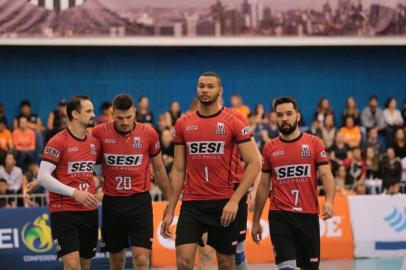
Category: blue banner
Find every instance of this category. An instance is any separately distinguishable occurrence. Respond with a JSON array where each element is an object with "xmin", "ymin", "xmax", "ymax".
[{"xmin": 0, "ymin": 207, "xmax": 113, "ymax": 270}]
